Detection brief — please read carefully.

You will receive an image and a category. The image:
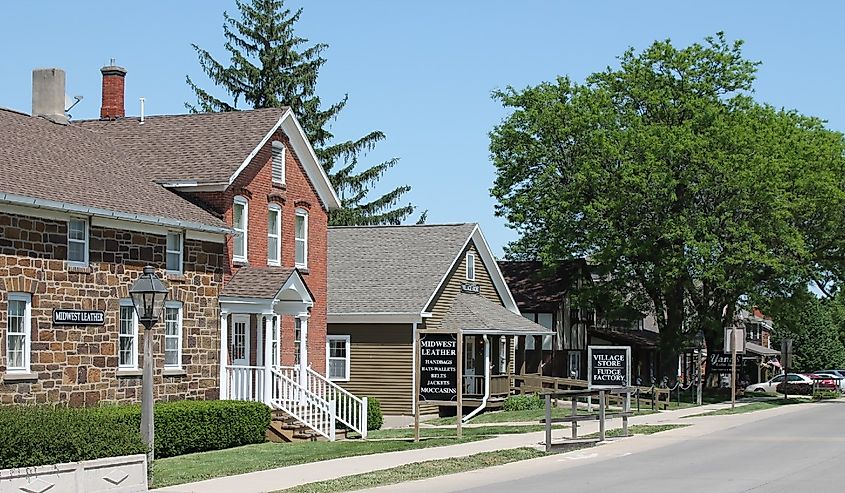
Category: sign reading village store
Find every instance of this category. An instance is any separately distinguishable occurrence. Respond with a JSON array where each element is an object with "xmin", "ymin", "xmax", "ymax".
[
  {"xmin": 418, "ymin": 332, "xmax": 459, "ymax": 403},
  {"xmin": 53, "ymin": 309, "xmax": 106, "ymax": 326},
  {"xmin": 588, "ymin": 345, "xmax": 631, "ymax": 389}
]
